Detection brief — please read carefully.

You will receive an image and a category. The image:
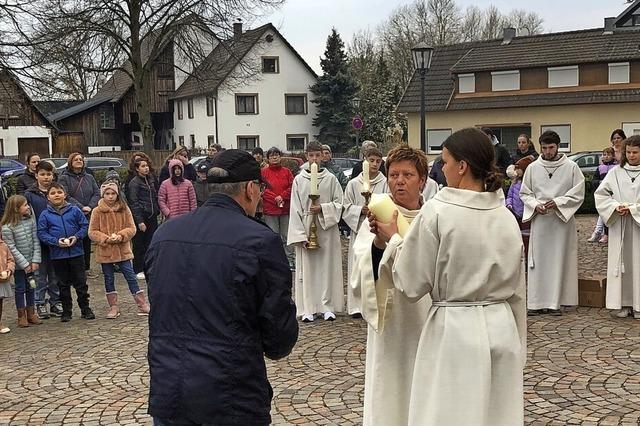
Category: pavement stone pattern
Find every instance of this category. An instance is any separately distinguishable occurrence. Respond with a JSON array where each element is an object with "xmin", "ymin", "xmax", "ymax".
[{"xmin": 0, "ymin": 215, "xmax": 638, "ymax": 425}]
